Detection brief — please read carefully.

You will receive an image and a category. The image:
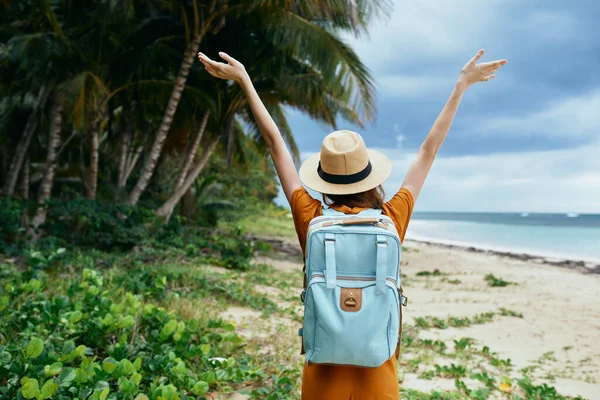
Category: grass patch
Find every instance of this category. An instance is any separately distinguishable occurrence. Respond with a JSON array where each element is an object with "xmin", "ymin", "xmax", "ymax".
[
  {"xmin": 454, "ymin": 337, "xmax": 476, "ymax": 351},
  {"xmin": 419, "ymin": 339, "xmax": 448, "ymax": 353},
  {"xmin": 416, "ymin": 269, "xmax": 446, "ymax": 277},
  {"xmin": 414, "ymin": 311, "xmax": 504, "ymax": 330},
  {"xmin": 444, "ymin": 278, "xmax": 462, "ymax": 285},
  {"xmin": 498, "ymin": 308, "xmax": 523, "ymax": 318},
  {"xmin": 517, "ymin": 376, "xmax": 586, "ymax": 400},
  {"xmin": 419, "ymin": 363, "xmax": 468, "ymax": 379},
  {"xmin": 401, "ymin": 388, "xmax": 464, "ymax": 400},
  {"xmin": 221, "ymin": 203, "xmax": 296, "ymax": 239},
  {"xmin": 484, "ymin": 274, "xmax": 515, "ymax": 287}
]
